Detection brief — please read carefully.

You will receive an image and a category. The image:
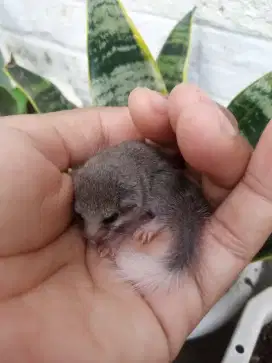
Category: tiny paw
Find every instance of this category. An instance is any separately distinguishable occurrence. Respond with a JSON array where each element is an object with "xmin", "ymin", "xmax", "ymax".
[
  {"xmin": 133, "ymin": 229, "xmax": 156, "ymax": 245},
  {"xmin": 97, "ymin": 245, "xmax": 117, "ymax": 259},
  {"xmin": 109, "ymin": 248, "xmax": 117, "ymax": 258},
  {"xmin": 97, "ymin": 245, "xmax": 110, "ymax": 258}
]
